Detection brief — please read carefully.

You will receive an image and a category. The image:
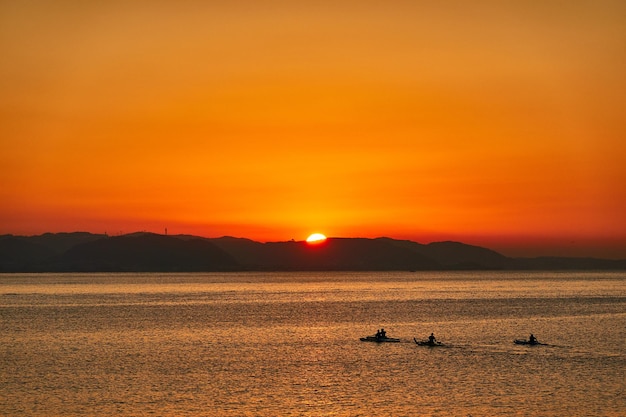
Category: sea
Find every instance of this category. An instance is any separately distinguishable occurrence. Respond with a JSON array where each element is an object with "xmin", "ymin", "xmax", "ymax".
[{"xmin": 0, "ymin": 271, "xmax": 624, "ymax": 416}]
